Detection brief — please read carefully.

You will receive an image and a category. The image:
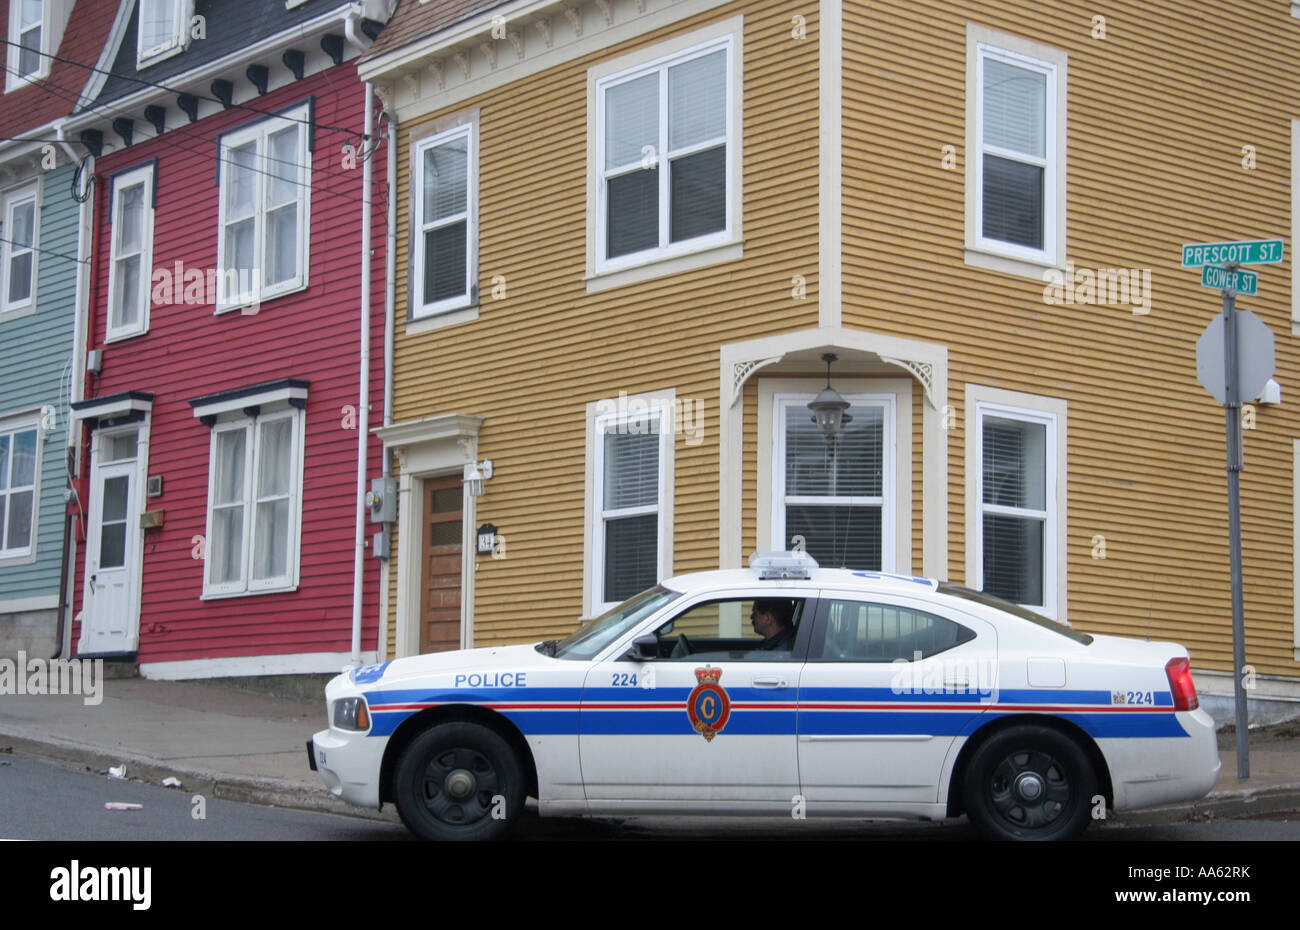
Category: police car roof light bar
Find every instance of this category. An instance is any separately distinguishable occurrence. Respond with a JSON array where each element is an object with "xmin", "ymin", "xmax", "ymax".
[{"xmin": 749, "ymin": 550, "xmax": 819, "ymax": 580}]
